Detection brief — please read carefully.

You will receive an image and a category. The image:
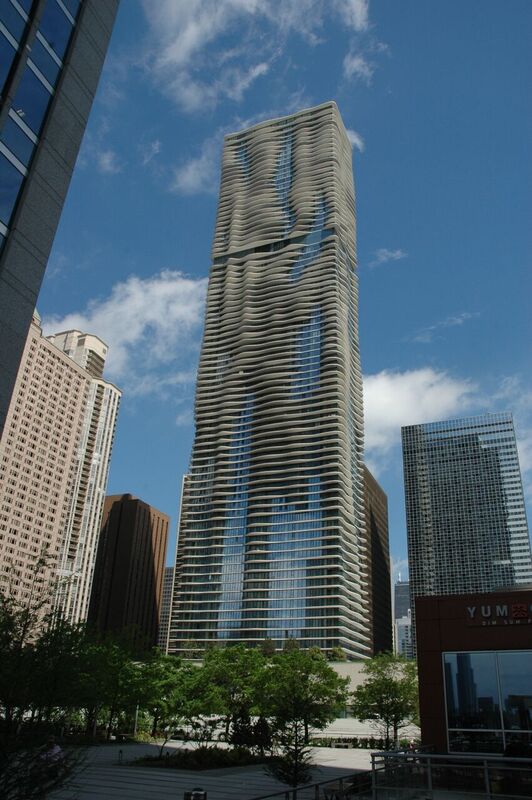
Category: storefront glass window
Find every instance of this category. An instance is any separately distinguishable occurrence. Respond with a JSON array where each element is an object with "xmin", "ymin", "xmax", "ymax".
[
  {"xmin": 444, "ymin": 652, "xmax": 500, "ymax": 729},
  {"xmin": 498, "ymin": 650, "xmax": 532, "ymax": 731},
  {"xmin": 444, "ymin": 650, "xmax": 532, "ymax": 755}
]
